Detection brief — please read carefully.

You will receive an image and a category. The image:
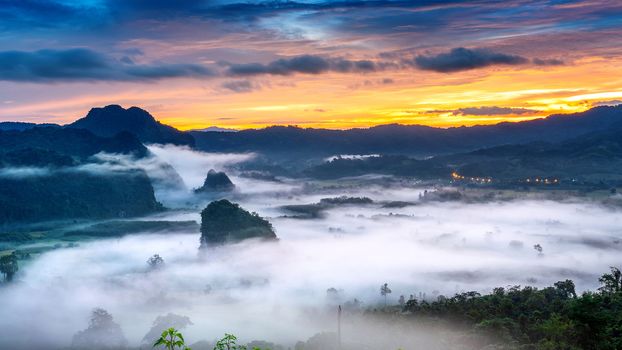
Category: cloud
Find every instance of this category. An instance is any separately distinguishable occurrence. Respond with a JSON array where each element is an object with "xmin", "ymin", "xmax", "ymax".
[
  {"xmin": 413, "ymin": 47, "xmax": 528, "ymax": 73},
  {"xmin": 532, "ymin": 58, "xmax": 565, "ymax": 66},
  {"xmin": 0, "ymin": 166, "xmax": 51, "ymax": 178},
  {"xmin": 221, "ymin": 80, "xmax": 262, "ymax": 93},
  {"xmin": 450, "ymin": 106, "xmax": 540, "ymax": 116},
  {"xmin": 0, "ymin": 183, "xmax": 619, "ymax": 348},
  {"xmin": 0, "ymin": 48, "xmax": 214, "ymax": 82},
  {"xmin": 226, "ymin": 55, "xmax": 378, "ymax": 76},
  {"xmin": 592, "ymin": 100, "xmax": 622, "ymax": 107}
]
